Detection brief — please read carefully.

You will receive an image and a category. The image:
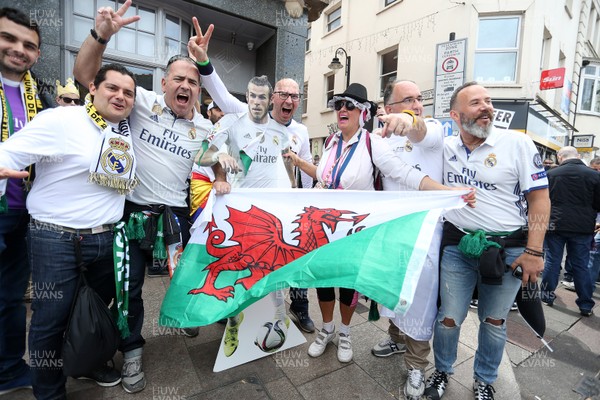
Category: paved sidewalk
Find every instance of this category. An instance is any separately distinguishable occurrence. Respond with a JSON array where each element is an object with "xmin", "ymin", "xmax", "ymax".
[{"xmin": 6, "ymin": 279, "xmax": 599, "ymax": 400}]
